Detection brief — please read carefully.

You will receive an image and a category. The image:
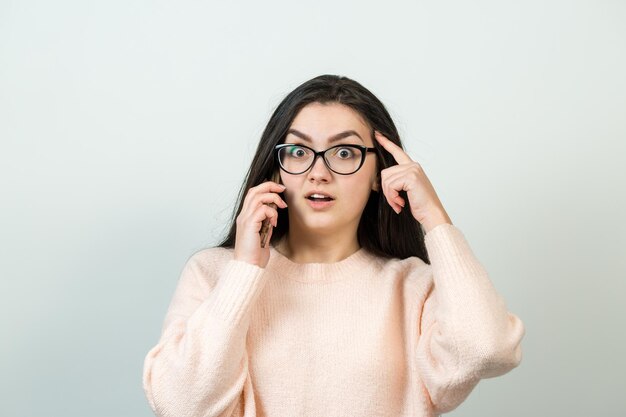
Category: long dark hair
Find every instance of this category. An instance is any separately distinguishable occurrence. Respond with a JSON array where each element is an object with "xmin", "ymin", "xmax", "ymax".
[{"xmin": 217, "ymin": 74, "xmax": 429, "ymax": 264}]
